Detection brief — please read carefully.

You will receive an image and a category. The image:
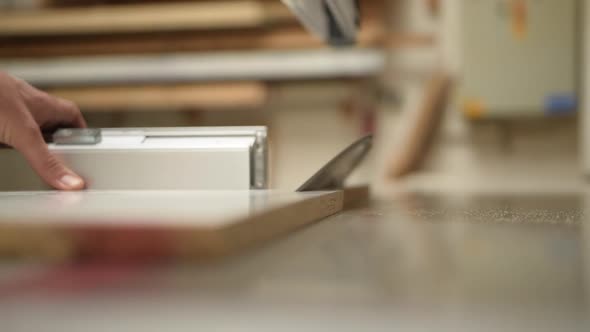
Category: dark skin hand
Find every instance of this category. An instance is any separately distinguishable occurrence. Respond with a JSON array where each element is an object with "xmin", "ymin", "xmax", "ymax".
[{"xmin": 0, "ymin": 72, "xmax": 85, "ymax": 190}]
